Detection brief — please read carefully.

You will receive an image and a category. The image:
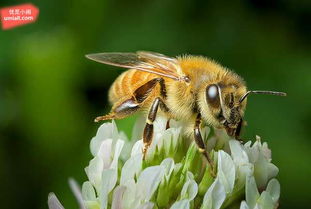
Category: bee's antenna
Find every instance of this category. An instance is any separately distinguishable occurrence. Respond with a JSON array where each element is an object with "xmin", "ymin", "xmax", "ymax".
[
  {"xmin": 239, "ymin": 90, "xmax": 287, "ymax": 103},
  {"xmin": 216, "ymin": 84, "xmax": 226, "ymax": 112}
]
